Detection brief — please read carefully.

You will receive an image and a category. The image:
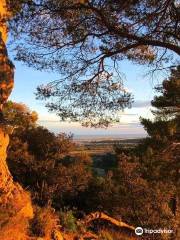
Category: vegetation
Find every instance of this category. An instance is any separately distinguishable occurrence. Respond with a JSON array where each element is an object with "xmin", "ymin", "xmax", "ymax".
[
  {"xmin": 0, "ymin": 1, "xmax": 179, "ymax": 239},
  {"xmin": 59, "ymin": 210, "xmax": 77, "ymax": 232},
  {"xmin": 5, "ymin": 103, "xmax": 92, "ymax": 208},
  {"xmin": 30, "ymin": 206, "xmax": 60, "ymax": 238},
  {"xmin": 5, "ymin": 65, "xmax": 179, "ymax": 239},
  {"xmin": 140, "ymin": 66, "xmax": 180, "ymax": 150}
]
